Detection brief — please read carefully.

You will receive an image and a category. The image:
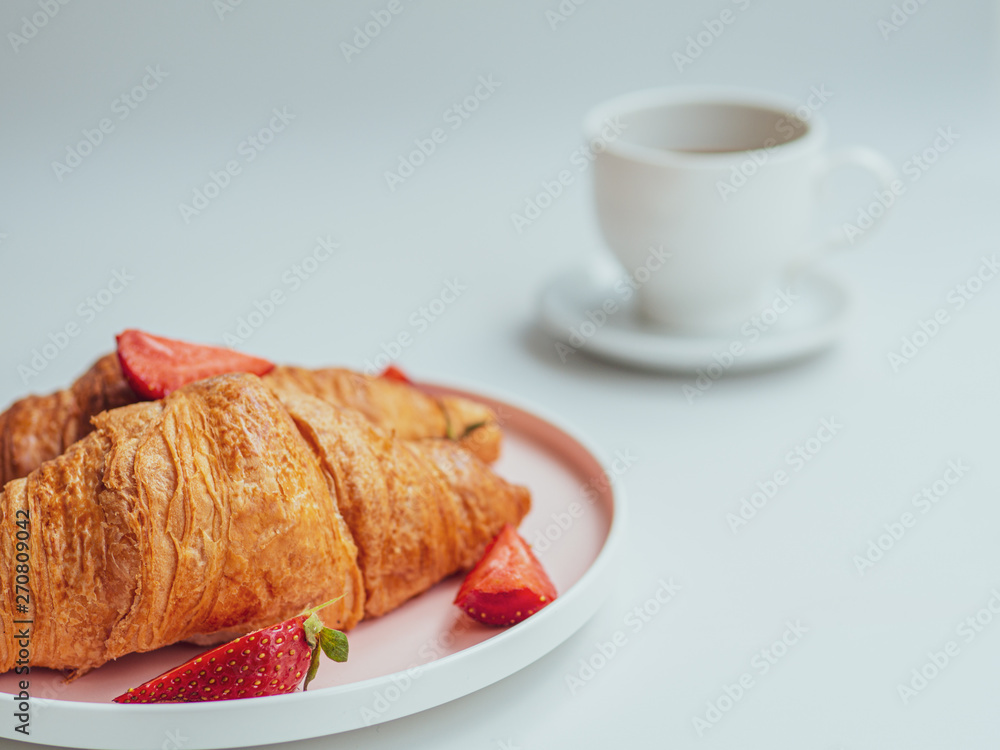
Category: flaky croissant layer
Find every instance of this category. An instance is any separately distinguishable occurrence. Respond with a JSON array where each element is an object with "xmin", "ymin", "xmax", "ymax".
[
  {"xmin": 0, "ymin": 354, "xmax": 503, "ymax": 488},
  {"xmin": 0, "ymin": 374, "xmax": 529, "ymax": 676}
]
